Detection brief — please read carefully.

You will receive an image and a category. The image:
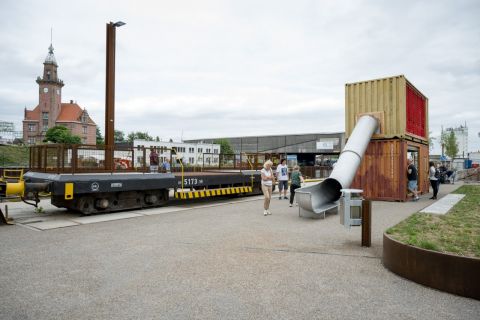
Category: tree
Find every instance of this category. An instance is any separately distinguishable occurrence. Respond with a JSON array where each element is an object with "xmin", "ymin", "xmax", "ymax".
[
  {"xmin": 445, "ymin": 130, "xmax": 459, "ymax": 161},
  {"xmin": 45, "ymin": 126, "xmax": 81, "ymax": 144},
  {"xmin": 437, "ymin": 131, "xmax": 448, "ymax": 156},
  {"xmin": 45, "ymin": 126, "xmax": 69, "ymax": 143},
  {"xmin": 169, "ymin": 138, "xmax": 173, "ymax": 142},
  {"xmin": 59, "ymin": 131, "xmax": 82, "ymax": 144},
  {"xmin": 156, "ymin": 136, "xmax": 160, "ymax": 142},
  {"xmin": 114, "ymin": 130, "xmax": 125, "ymax": 142},
  {"xmin": 96, "ymin": 126, "xmax": 104, "ymax": 145},
  {"xmin": 213, "ymin": 139, "xmax": 235, "ymax": 154},
  {"xmin": 127, "ymin": 131, "xmax": 153, "ymax": 142}
]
